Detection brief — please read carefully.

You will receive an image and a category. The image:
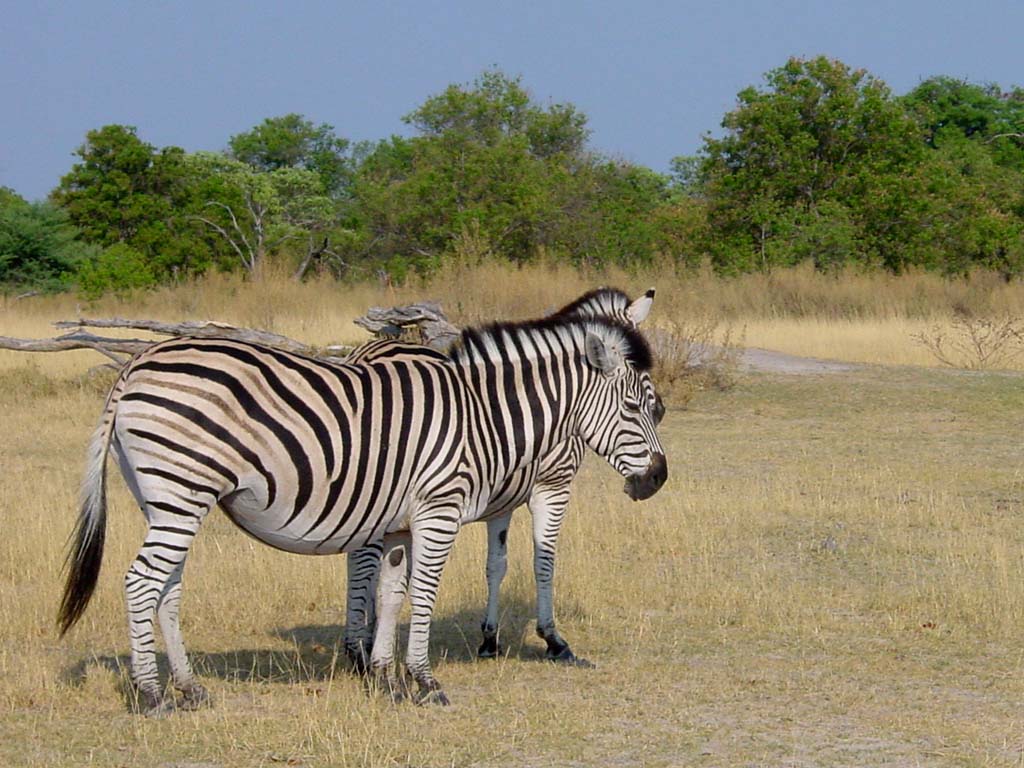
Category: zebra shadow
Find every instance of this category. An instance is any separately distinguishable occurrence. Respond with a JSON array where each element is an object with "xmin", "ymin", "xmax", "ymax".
[
  {"xmin": 275, "ymin": 593, "xmax": 557, "ymax": 666},
  {"xmin": 59, "ymin": 594, "xmax": 573, "ymax": 698},
  {"xmin": 59, "ymin": 643, "xmax": 351, "ymax": 705}
]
